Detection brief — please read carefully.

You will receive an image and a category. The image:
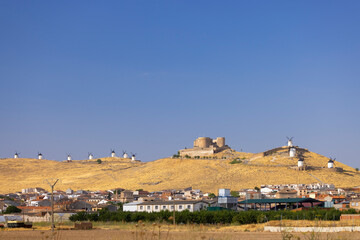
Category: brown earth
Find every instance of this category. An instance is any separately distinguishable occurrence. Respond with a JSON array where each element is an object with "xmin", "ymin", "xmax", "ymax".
[{"xmin": 0, "ymin": 229, "xmax": 359, "ymax": 240}]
